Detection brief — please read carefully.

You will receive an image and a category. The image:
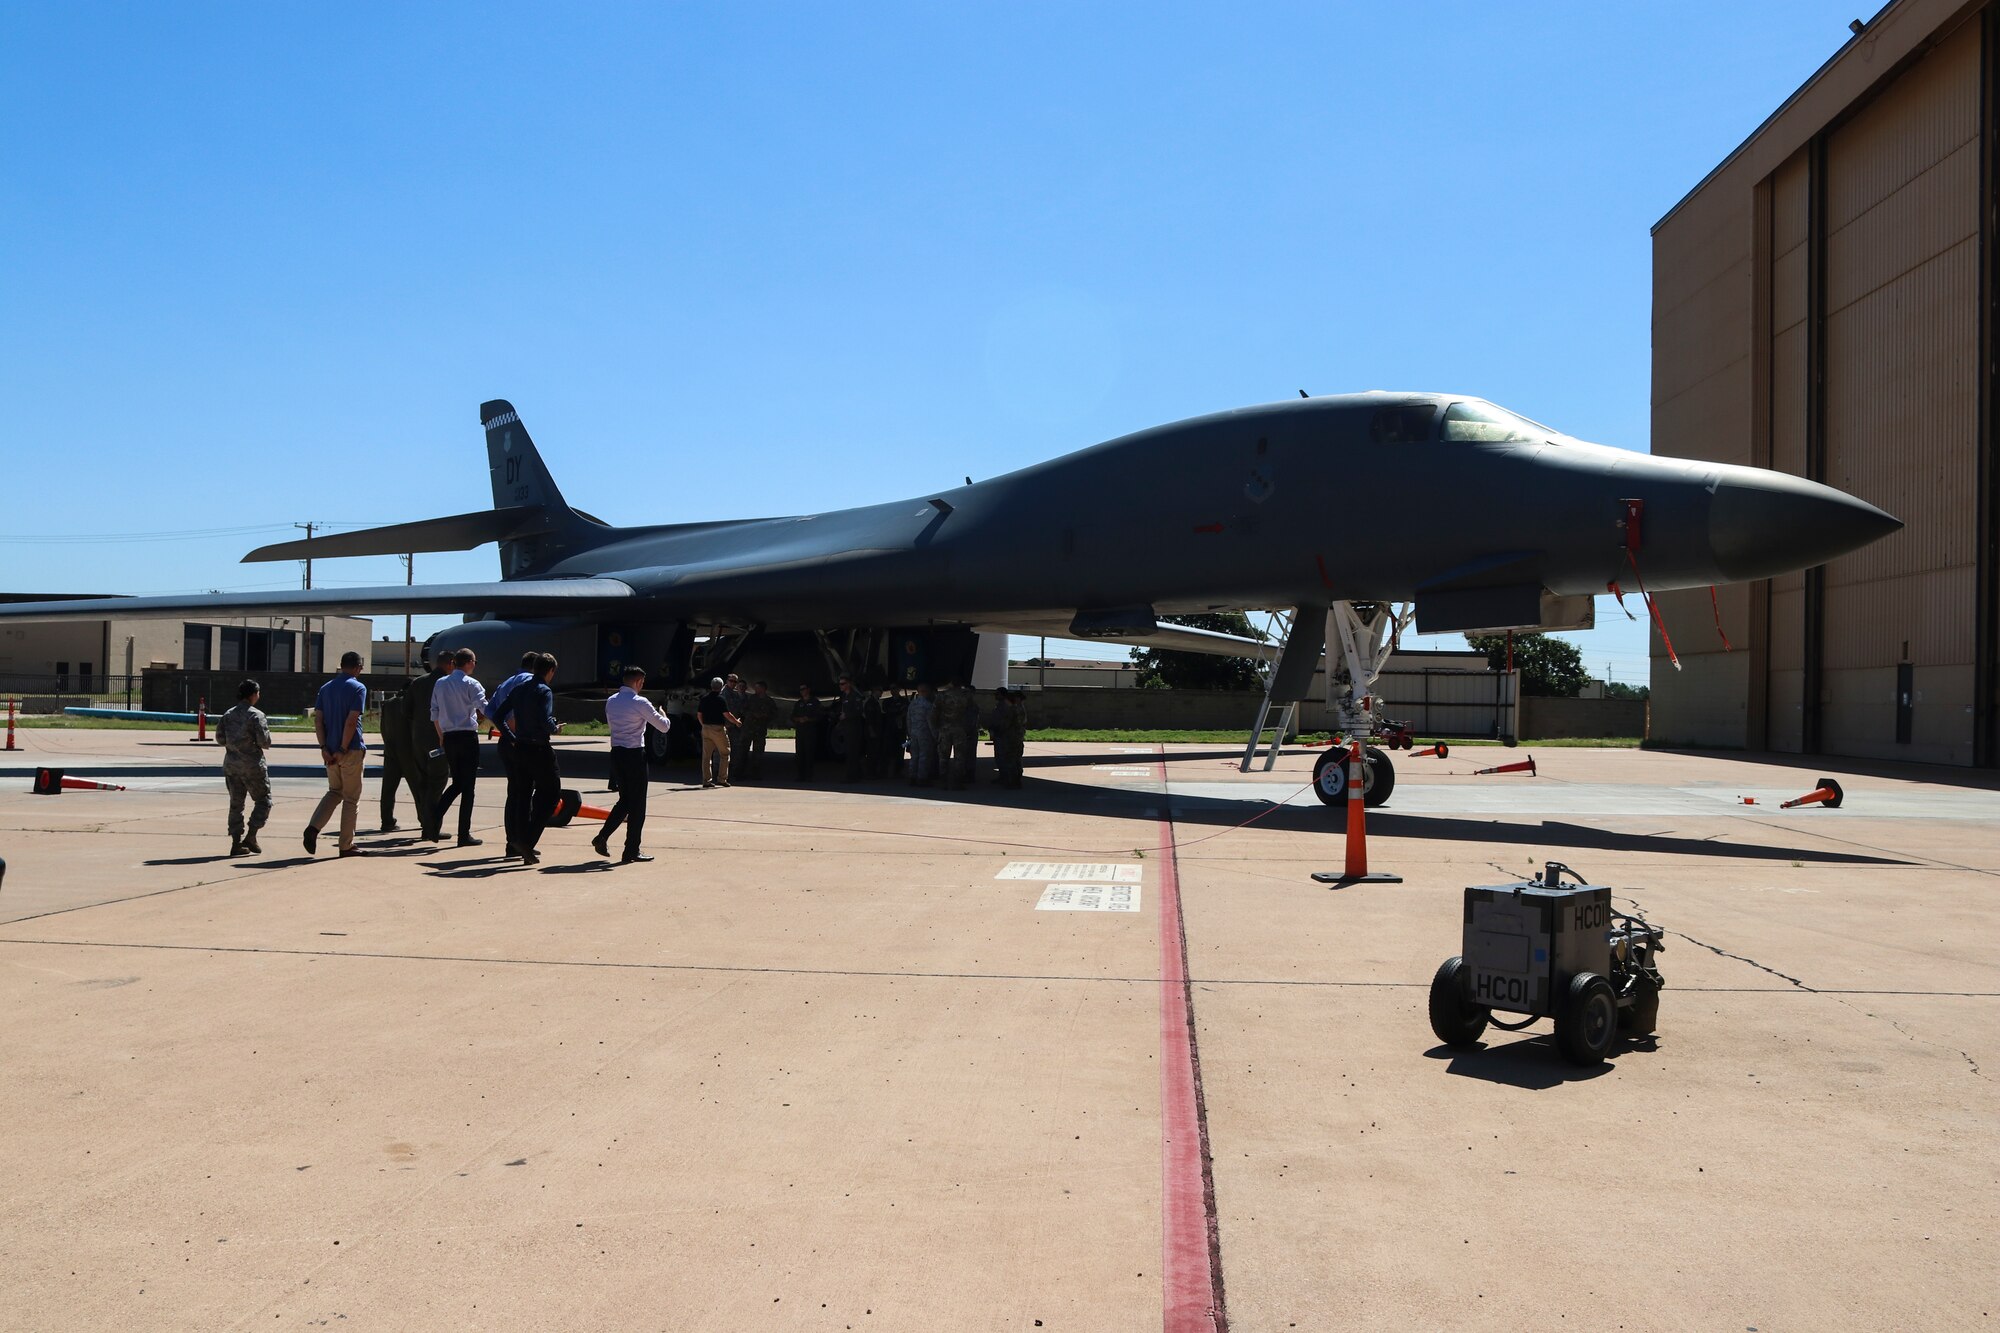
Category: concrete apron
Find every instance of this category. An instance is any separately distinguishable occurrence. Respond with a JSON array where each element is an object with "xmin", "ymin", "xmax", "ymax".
[{"xmin": 0, "ymin": 733, "xmax": 1992, "ymax": 1329}]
